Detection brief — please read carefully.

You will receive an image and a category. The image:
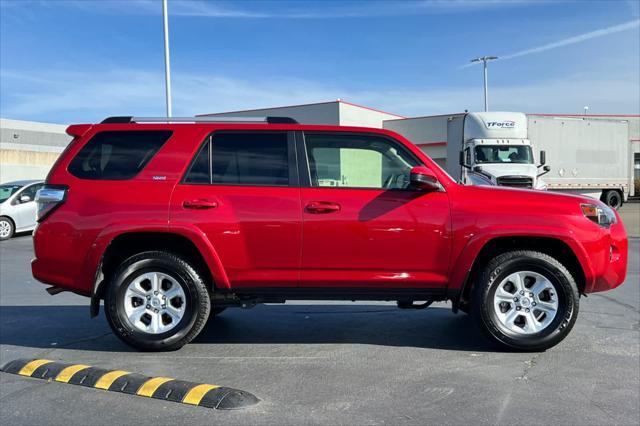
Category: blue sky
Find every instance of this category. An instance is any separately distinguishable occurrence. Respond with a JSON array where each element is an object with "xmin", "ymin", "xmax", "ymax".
[{"xmin": 1, "ymin": 0, "xmax": 639, "ymax": 123}]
